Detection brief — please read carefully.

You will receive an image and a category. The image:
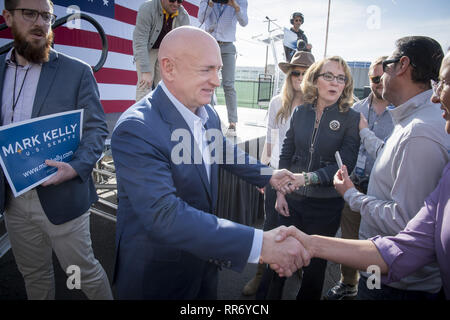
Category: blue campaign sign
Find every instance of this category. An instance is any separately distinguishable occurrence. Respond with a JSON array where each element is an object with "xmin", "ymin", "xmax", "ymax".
[
  {"xmin": 52, "ymin": 0, "xmax": 115, "ymax": 19},
  {"xmin": 0, "ymin": 110, "xmax": 83, "ymax": 197}
]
